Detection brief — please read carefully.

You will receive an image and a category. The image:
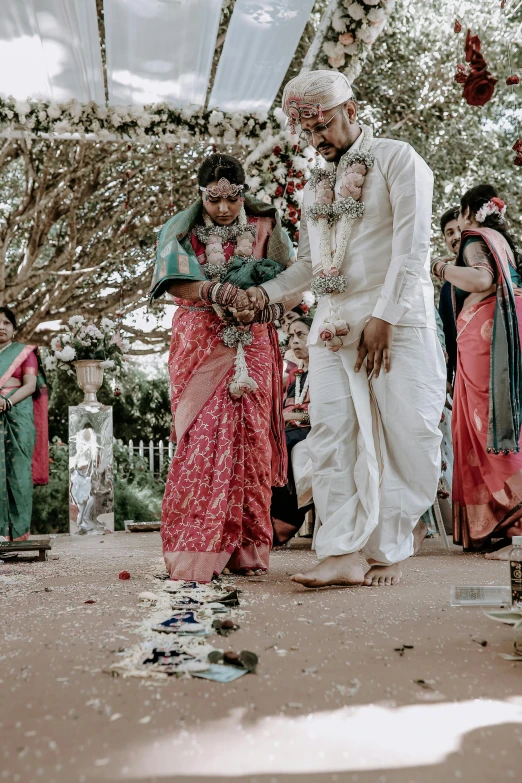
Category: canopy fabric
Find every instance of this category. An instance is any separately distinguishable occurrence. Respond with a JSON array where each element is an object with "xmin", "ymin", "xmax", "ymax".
[
  {"xmin": 104, "ymin": 0, "xmax": 222, "ymax": 107},
  {"xmin": 0, "ymin": 0, "xmax": 105, "ymax": 103},
  {"xmin": 208, "ymin": 0, "xmax": 316, "ymax": 113}
]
